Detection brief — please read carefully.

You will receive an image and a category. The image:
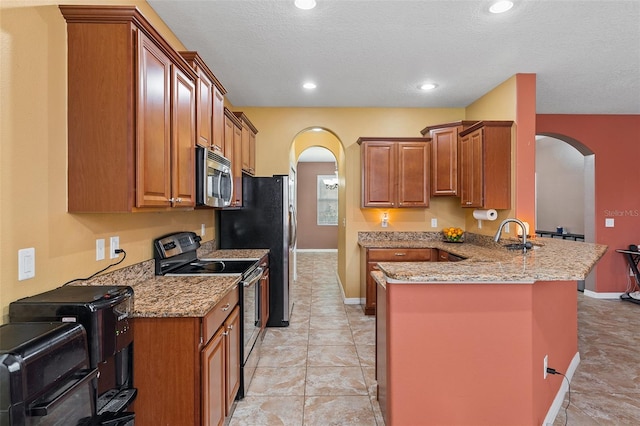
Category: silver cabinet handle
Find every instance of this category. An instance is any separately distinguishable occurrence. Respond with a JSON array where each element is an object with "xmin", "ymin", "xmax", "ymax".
[
  {"xmin": 227, "ymin": 324, "xmax": 233, "ymax": 330},
  {"xmin": 394, "ymin": 253, "xmax": 406, "ymax": 256},
  {"xmin": 221, "ymin": 303, "xmax": 230, "ymax": 311}
]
